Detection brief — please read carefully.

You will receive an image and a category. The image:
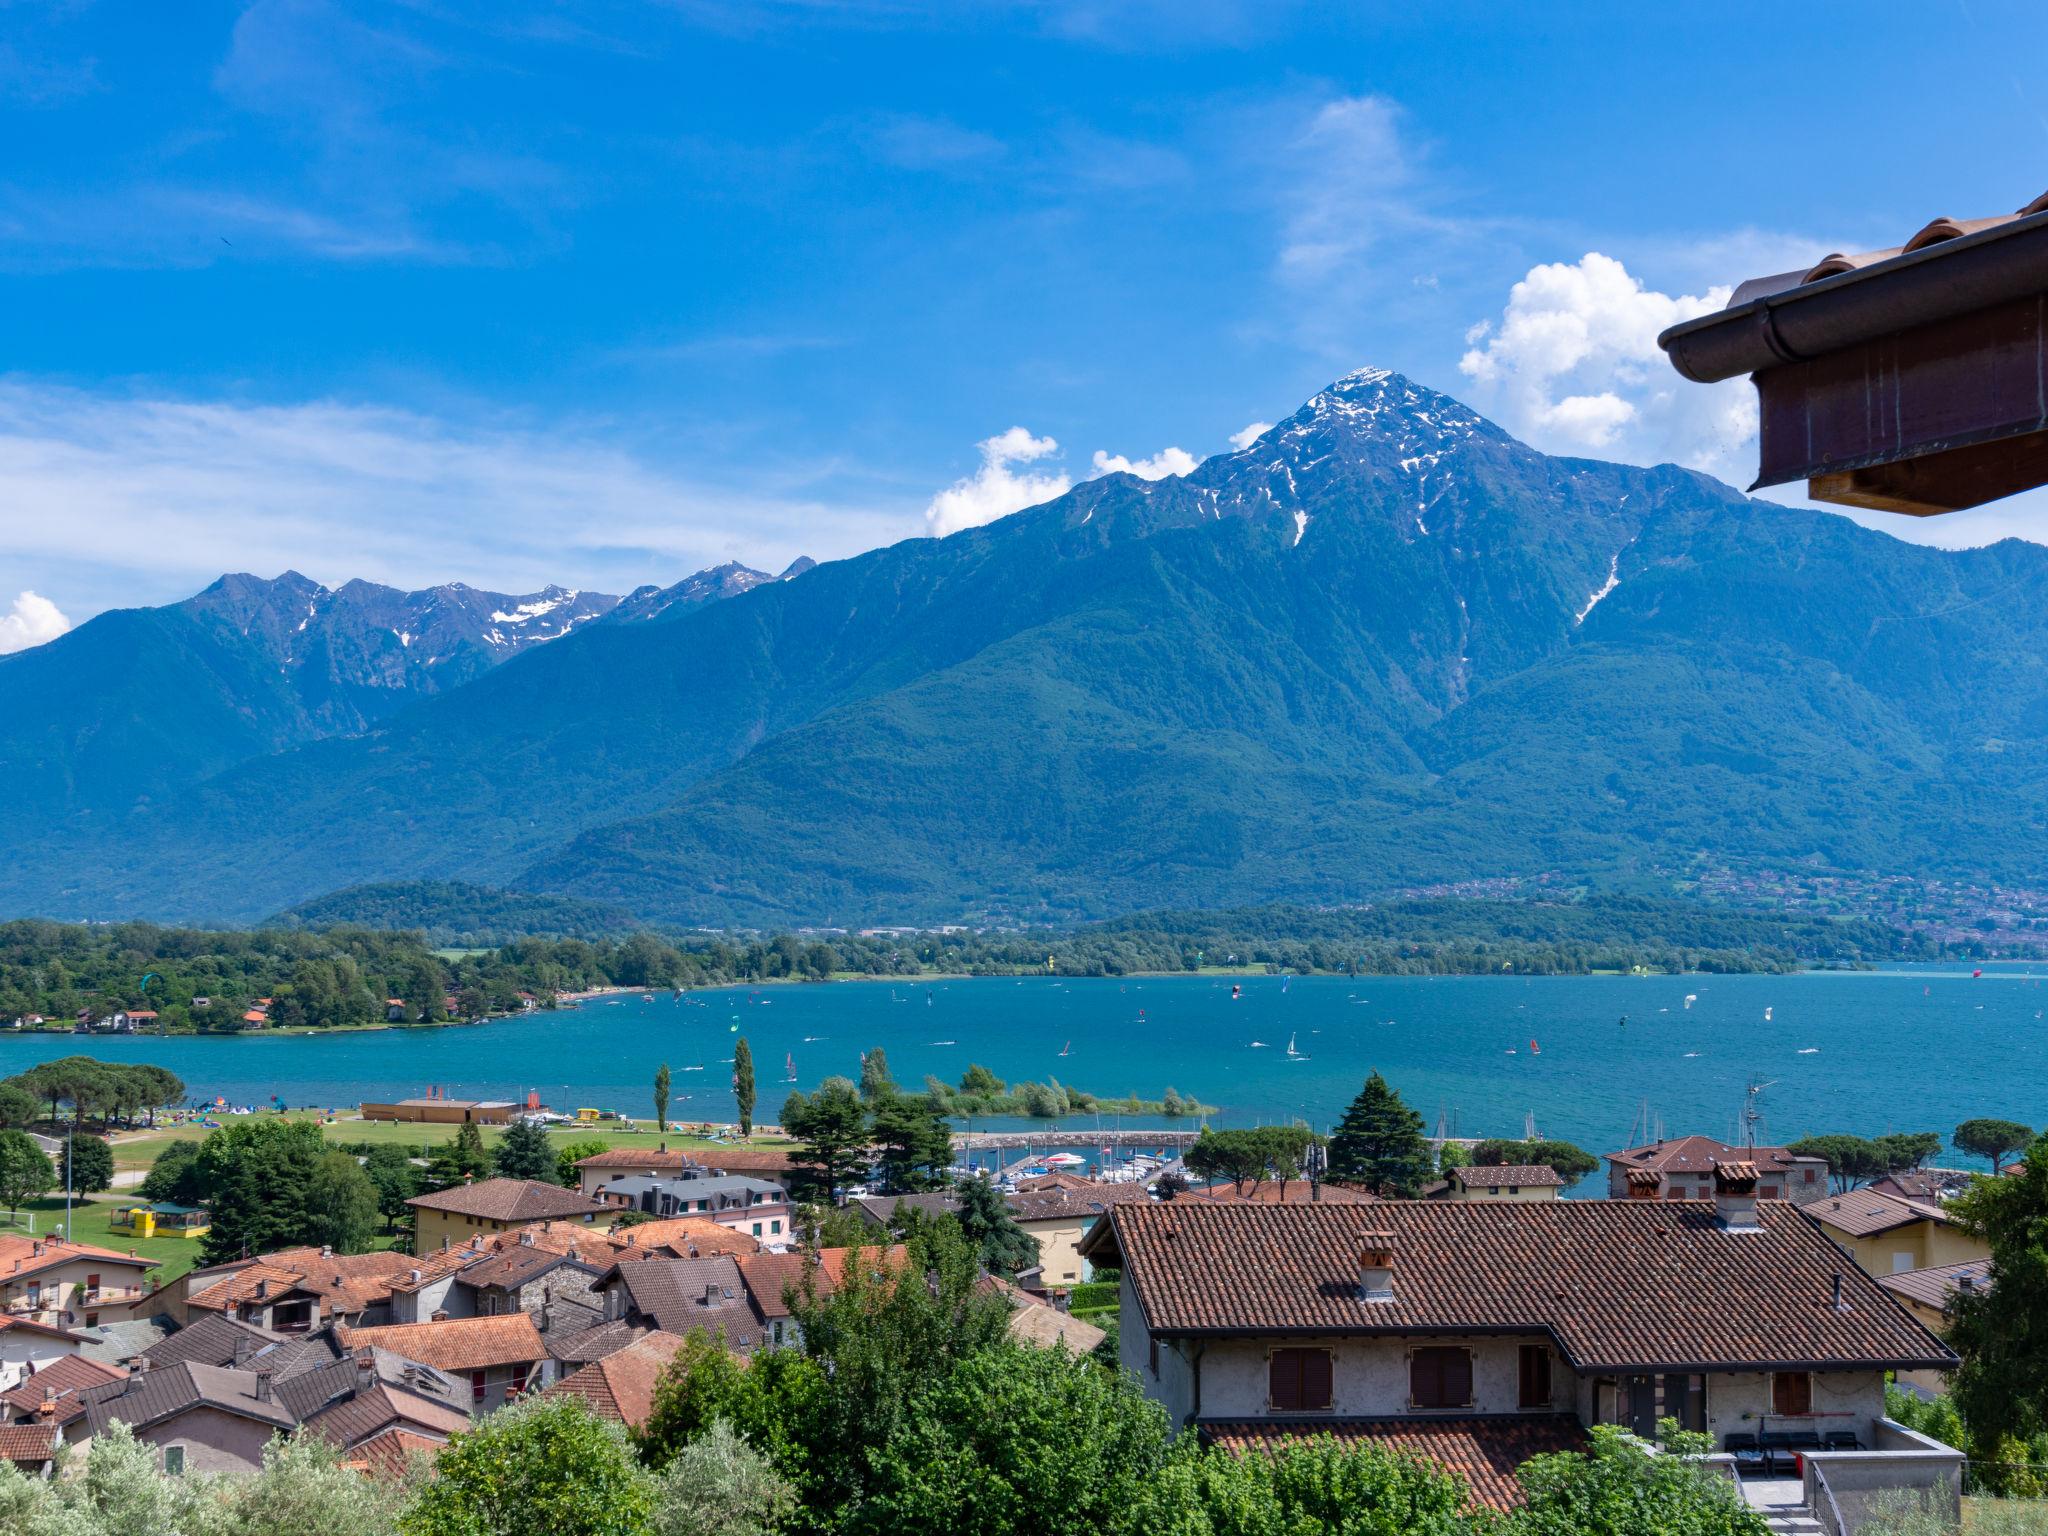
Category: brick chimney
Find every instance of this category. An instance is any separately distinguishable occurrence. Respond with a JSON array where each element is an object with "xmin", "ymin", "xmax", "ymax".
[
  {"xmin": 1358, "ymin": 1231, "xmax": 1397, "ymax": 1304},
  {"xmin": 1712, "ymin": 1160, "xmax": 1761, "ymax": 1232},
  {"xmin": 253, "ymin": 1369, "xmax": 273, "ymax": 1403}
]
